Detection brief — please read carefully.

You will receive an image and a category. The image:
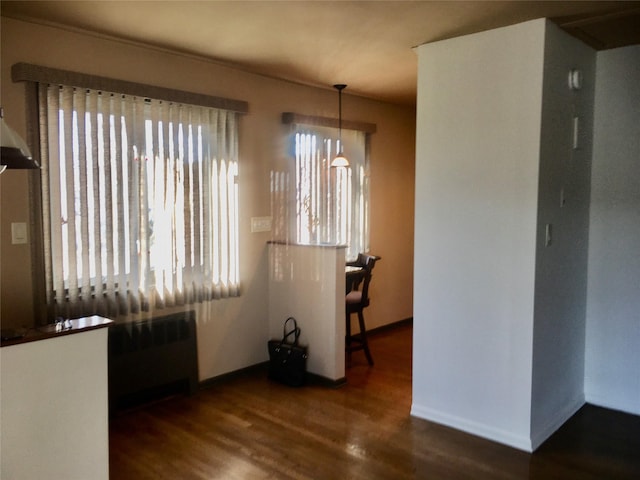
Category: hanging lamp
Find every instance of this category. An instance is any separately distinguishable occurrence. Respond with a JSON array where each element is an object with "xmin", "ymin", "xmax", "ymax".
[
  {"xmin": 331, "ymin": 84, "xmax": 349, "ymax": 167},
  {"xmin": 0, "ymin": 107, "xmax": 39, "ymax": 174}
]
